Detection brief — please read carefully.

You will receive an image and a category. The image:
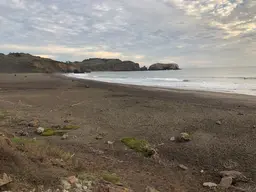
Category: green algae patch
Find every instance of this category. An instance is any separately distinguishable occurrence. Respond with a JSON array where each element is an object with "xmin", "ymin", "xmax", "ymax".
[
  {"xmin": 121, "ymin": 137, "xmax": 155, "ymax": 157},
  {"xmin": 63, "ymin": 125, "xmax": 80, "ymax": 130},
  {"xmin": 41, "ymin": 128, "xmax": 55, "ymax": 136},
  {"xmin": 102, "ymin": 172, "xmax": 121, "ymax": 185}
]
